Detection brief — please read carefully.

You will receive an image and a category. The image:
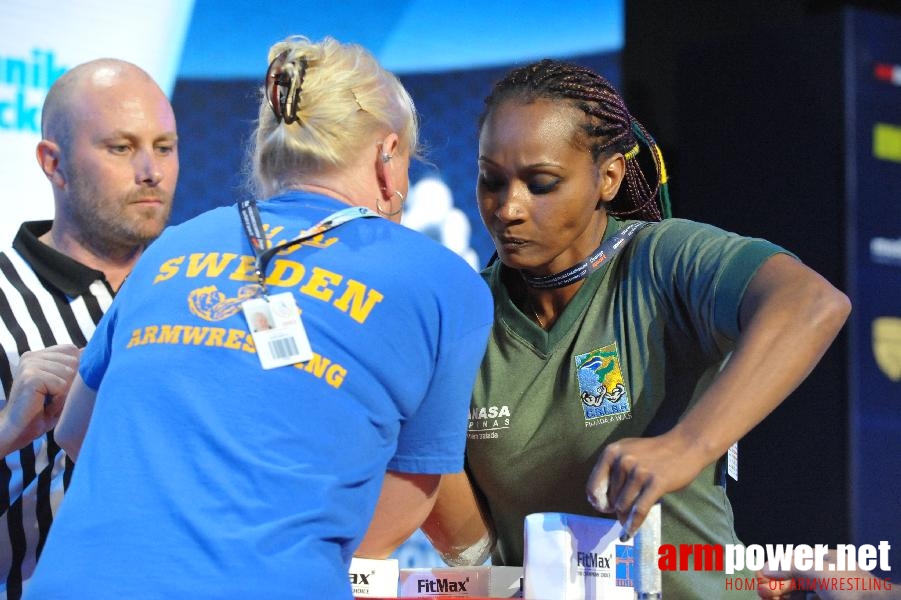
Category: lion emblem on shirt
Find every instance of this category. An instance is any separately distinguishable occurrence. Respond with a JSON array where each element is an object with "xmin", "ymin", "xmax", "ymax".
[{"xmin": 188, "ymin": 284, "xmax": 262, "ymax": 321}]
